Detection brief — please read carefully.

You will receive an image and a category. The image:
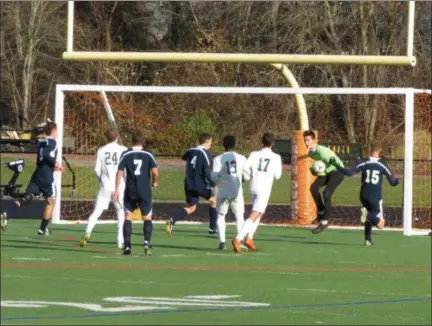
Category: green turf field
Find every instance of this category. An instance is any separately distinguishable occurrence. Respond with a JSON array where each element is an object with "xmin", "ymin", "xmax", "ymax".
[
  {"xmin": 1, "ymin": 158, "xmax": 431, "ymax": 207},
  {"xmin": 0, "ymin": 219, "xmax": 431, "ymax": 325}
]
